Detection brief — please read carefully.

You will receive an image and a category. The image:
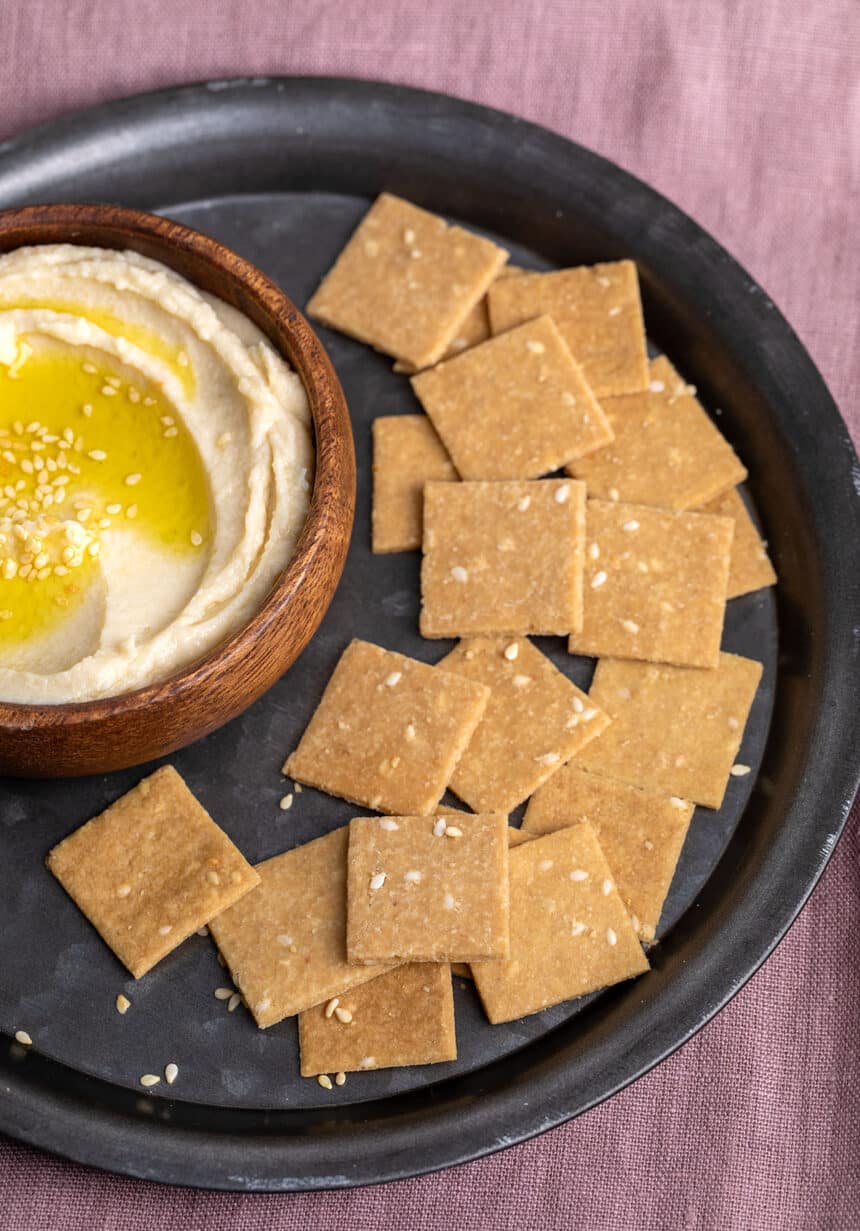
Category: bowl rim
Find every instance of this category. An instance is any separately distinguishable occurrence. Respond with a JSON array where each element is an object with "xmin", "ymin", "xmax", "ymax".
[{"xmin": 0, "ymin": 201, "xmax": 355, "ymax": 728}]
